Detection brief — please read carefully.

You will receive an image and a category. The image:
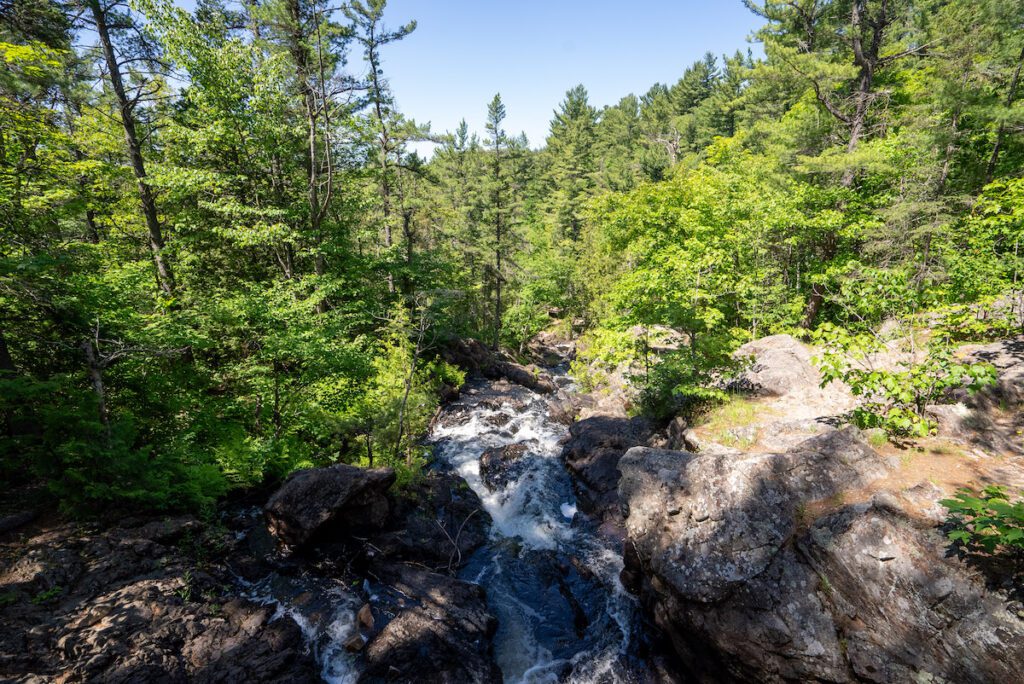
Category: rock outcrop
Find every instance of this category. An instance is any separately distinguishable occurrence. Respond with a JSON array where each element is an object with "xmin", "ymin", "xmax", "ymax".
[
  {"xmin": 264, "ymin": 464, "xmax": 395, "ymax": 547},
  {"xmin": 618, "ymin": 429, "xmax": 1024, "ymax": 683},
  {"xmin": 359, "ymin": 564, "xmax": 501, "ymax": 684},
  {"xmin": 561, "ymin": 415, "xmax": 657, "ymax": 520},
  {"xmin": 439, "ymin": 337, "xmax": 558, "ymax": 394},
  {"xmin": 0, "ymin": 517, "xmax": 318, "ymax": 683}
]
